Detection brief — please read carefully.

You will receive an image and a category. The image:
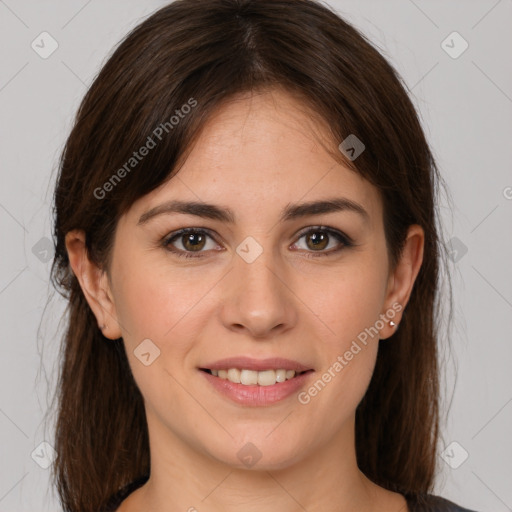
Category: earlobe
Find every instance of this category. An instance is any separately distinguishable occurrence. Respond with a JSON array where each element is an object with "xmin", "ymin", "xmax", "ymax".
[
  {"xmin": 380, "ymin": 224, "xmax": 425, "ymax": 339},
  {"xmin": 64, "ymin": 229, "xmax": 123, "ymax": 340}
]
